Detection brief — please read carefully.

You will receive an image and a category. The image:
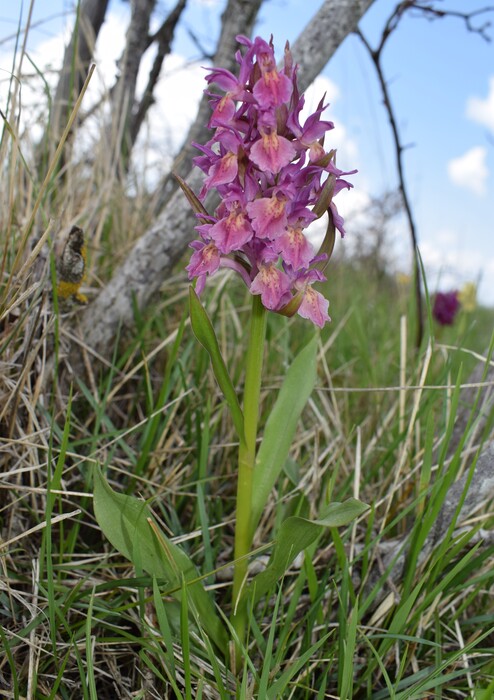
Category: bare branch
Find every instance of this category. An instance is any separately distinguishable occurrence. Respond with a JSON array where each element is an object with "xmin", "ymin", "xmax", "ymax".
[
  {"xmin": 185, "ymin": 27, "xmax": 215, "ymax": 61},
  {"xmin": 129, "ymin": 0, "xmax": 188, "ymax": 146},
  {"xmin": 355, "ymin": 2, "xmax": 494, "ymax": 348},
  {"xmin": 356, "ymin": 27, "xmax": 424, "ymax": 348},
  {"xmin": 289, "ymin": 0, "xmax": 376, "ymax": 92},
  {"xmin": 409, "ymin": 2, "xmax": 494, "ymax": 42},
  {"xmin": 110, "ymin": 0, "xmax": 157, "ymax": 160}
]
